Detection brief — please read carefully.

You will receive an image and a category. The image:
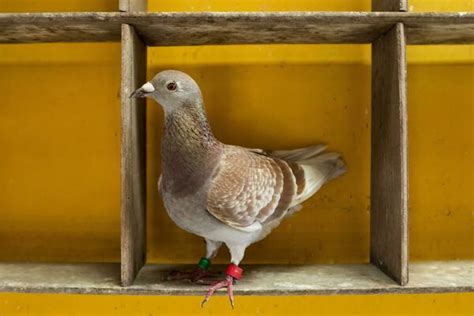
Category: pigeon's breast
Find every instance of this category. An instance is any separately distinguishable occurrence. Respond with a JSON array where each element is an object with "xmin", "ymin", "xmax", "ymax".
[
  {"xmin": 161, "ymin": 185, "xmax": 211, "ymax": 235},
  {"xmin": 159, "ymin": 180, "xmax": 260, "ymax": 245}
]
